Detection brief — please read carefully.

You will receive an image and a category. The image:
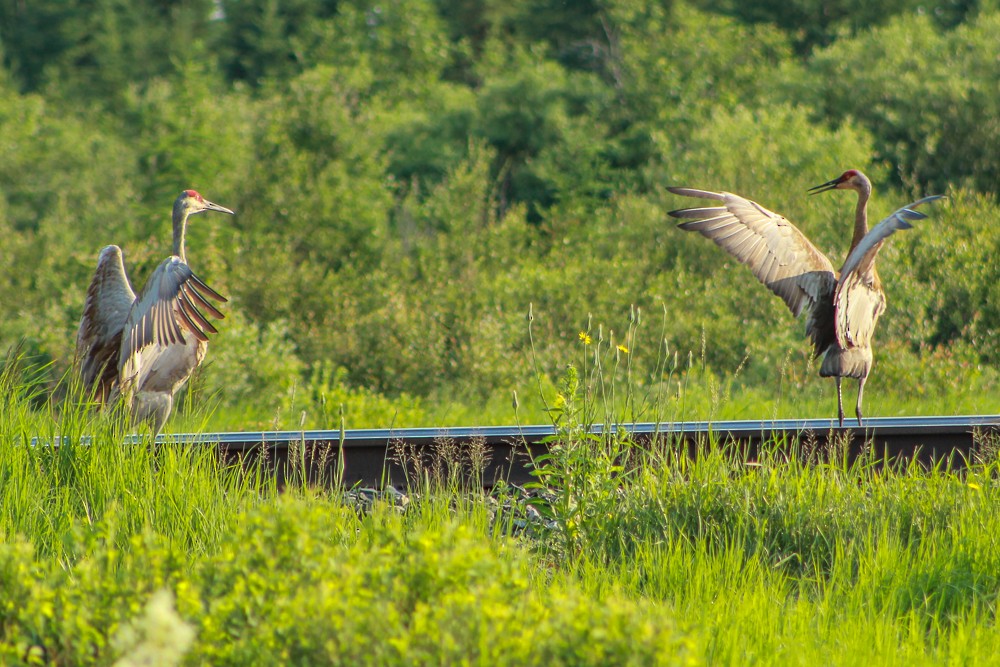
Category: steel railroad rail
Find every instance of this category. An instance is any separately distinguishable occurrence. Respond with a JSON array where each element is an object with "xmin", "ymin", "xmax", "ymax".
[{"xmin": 154, "ymin": 415, "xmax": 999, "ymax": 488}]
